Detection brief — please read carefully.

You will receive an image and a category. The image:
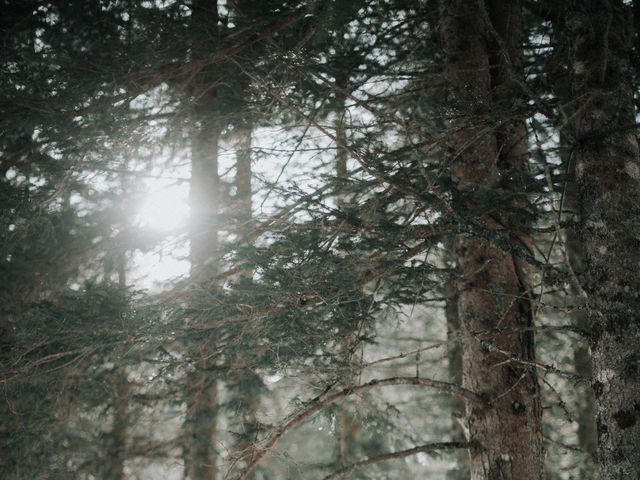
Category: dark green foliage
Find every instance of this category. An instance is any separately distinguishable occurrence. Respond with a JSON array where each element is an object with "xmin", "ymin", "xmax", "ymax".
[{"xmin": 0, "ymin": 282, "xmax": 144, "ymax": 478}]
